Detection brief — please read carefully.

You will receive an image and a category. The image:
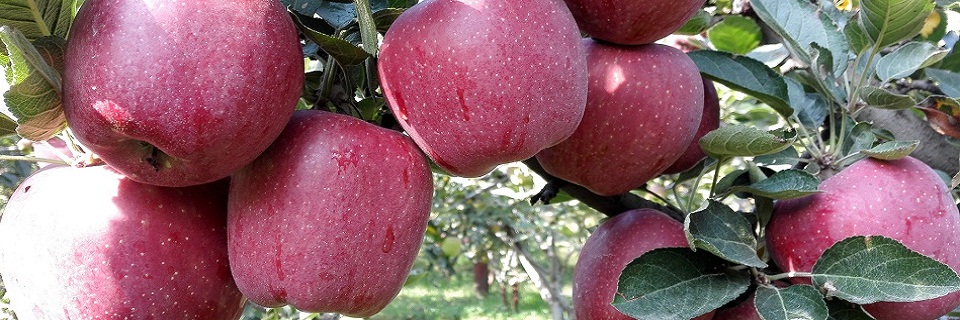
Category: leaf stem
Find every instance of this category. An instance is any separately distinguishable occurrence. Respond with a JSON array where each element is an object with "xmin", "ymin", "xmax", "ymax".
[
  {"xmin": 709, "ymin": 157, "xmax": 726, "ymax": 198},
  {"xmin": 766, "ymin": 271, "xmax": 813, "ymax": 281},
  {"xmin": 353, "ymin": 0, "xmax": 379, "ymax": 56},
  {"xmin": 0, "ymin": 155, "xmax": 67, "ymax": 165}
]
